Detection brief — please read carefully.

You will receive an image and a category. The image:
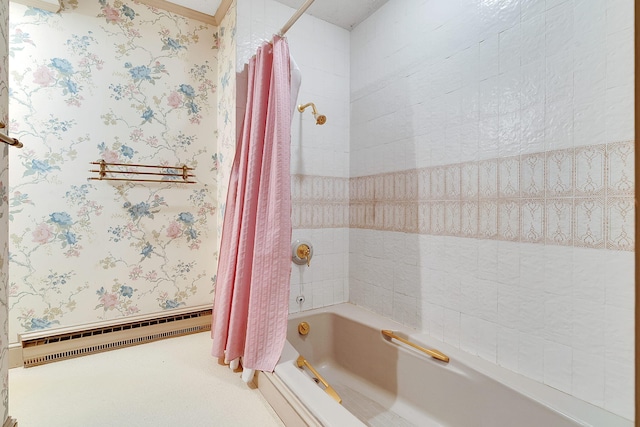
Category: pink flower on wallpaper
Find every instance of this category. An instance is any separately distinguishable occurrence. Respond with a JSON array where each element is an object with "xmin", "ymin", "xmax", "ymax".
[
  {"xmin": 102, "ymin": 149, "xmax": 119, "ymax": 163},
  {"xmin": 33, "ymin": 65, "xmax": 55, "ymax": 87},
  {"xmin": 64, "ymin": 248, "xmax": 81, "ymax": 258},
  {"xmin": 129, "ymin": 266, "xmax": 143, "ymax": 280},
  {"xmin": 127, "ymin": 28, "xmax": 141, "ymax": 39},
  {"xmin": 100, "ymin": 292, "xmax": 119, "ymax": 310},
  {"xmin": 32, "ymin": 223, "xmax": 53, "ymax": 244},
  {"xmin": 103, "ymin": 5, "xmax": 121, "ymax": 23},
  {"xmin": 130, "ymin": 128, "xmax": 143, "ymax": 141},
  {"xmin": 126, "ymin": 306, "xmax": 141, "ymax": 315},
  {"xmin": 166, "ymin": 221, "xmax": 182, "ymax": 238},
  {"xmin": 167, "ymin": 91, "xmax": 182, "ymax": 108}
]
